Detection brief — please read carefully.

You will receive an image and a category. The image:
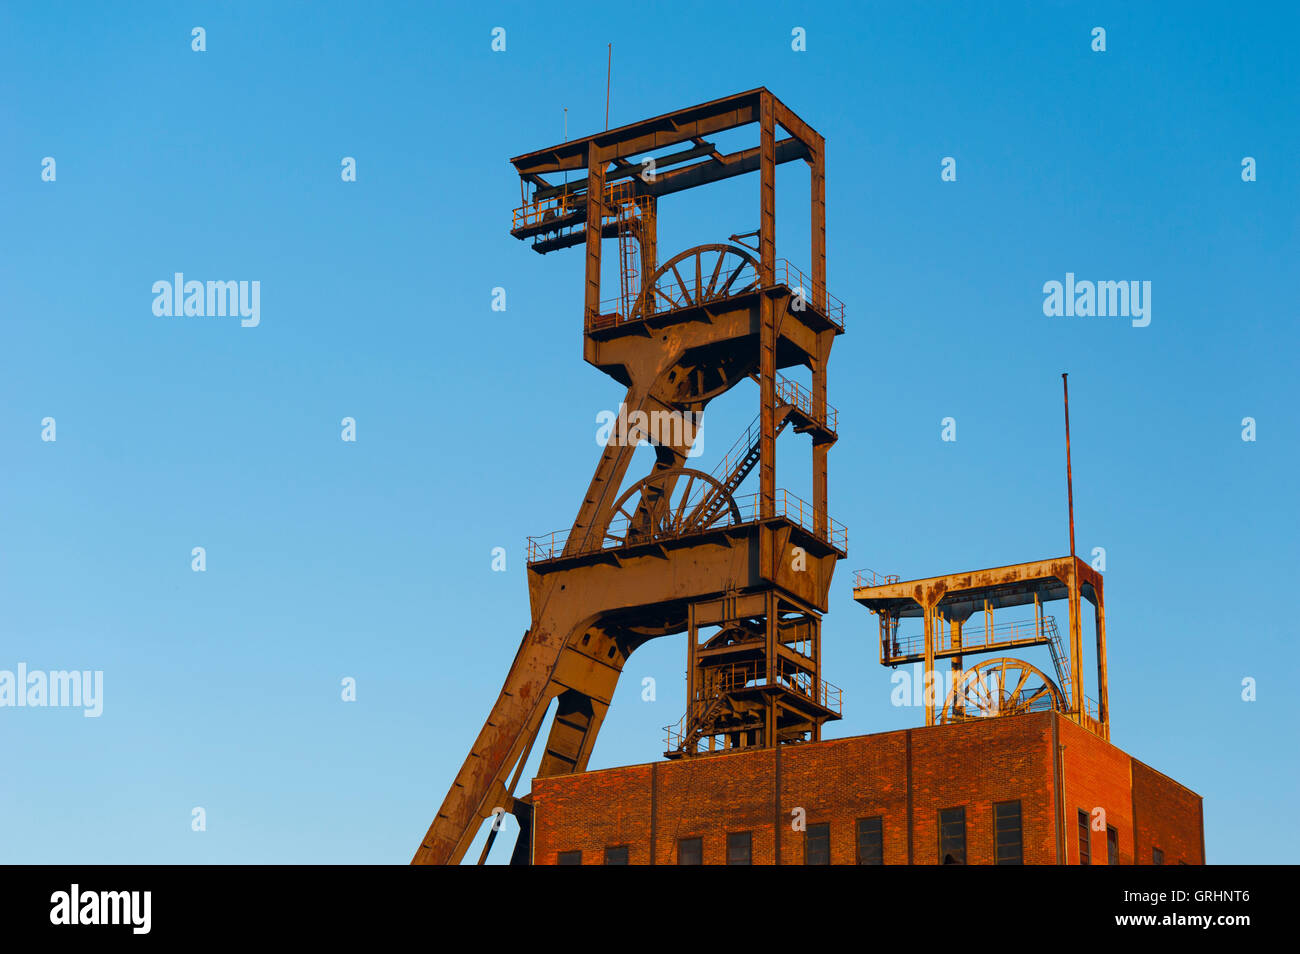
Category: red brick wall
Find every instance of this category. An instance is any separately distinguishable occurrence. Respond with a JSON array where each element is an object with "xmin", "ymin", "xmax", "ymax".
[
  {"xmin": 910, "ymin": 715, "xmax": 1057, "ymax": 864},
  {"xmin": 1059, "ymin": 716, "xmax": 1135, "ymax": 864},
  {"xmin": 531, "ymin": 712, "xmax": 1201, "ymax": 865},
  {"xmin": 1056, "ymin": 717, "xmax": 1204, "ymax": 865},
  {"xmin": 653, "ymin": 747, "xmax": 778, "ymax": 864},
  {"xmin": 778, "ymin": 730, "xmax": 909, "ymax": 864},
  {"xmin": 1132, "ymin": 759, "xmax": 1205, "ymax": 865},
  {"xmin": 531, "ymin": 762, "xmax": 653, "ymax": 866}
]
